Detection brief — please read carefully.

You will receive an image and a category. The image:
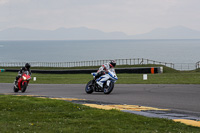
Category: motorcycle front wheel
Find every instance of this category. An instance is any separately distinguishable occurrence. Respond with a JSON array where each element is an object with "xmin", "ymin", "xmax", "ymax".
[
  {"xmin": 85, "ymin": 80, "xmax": 94, "ymax": 94},
  {"xmin": 104, "ymin": 82, "xmax": 114, "ymax": 94},
  {"xmin": 21, "ymin": 82, "xmax": 27, "ymax": 93}
]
